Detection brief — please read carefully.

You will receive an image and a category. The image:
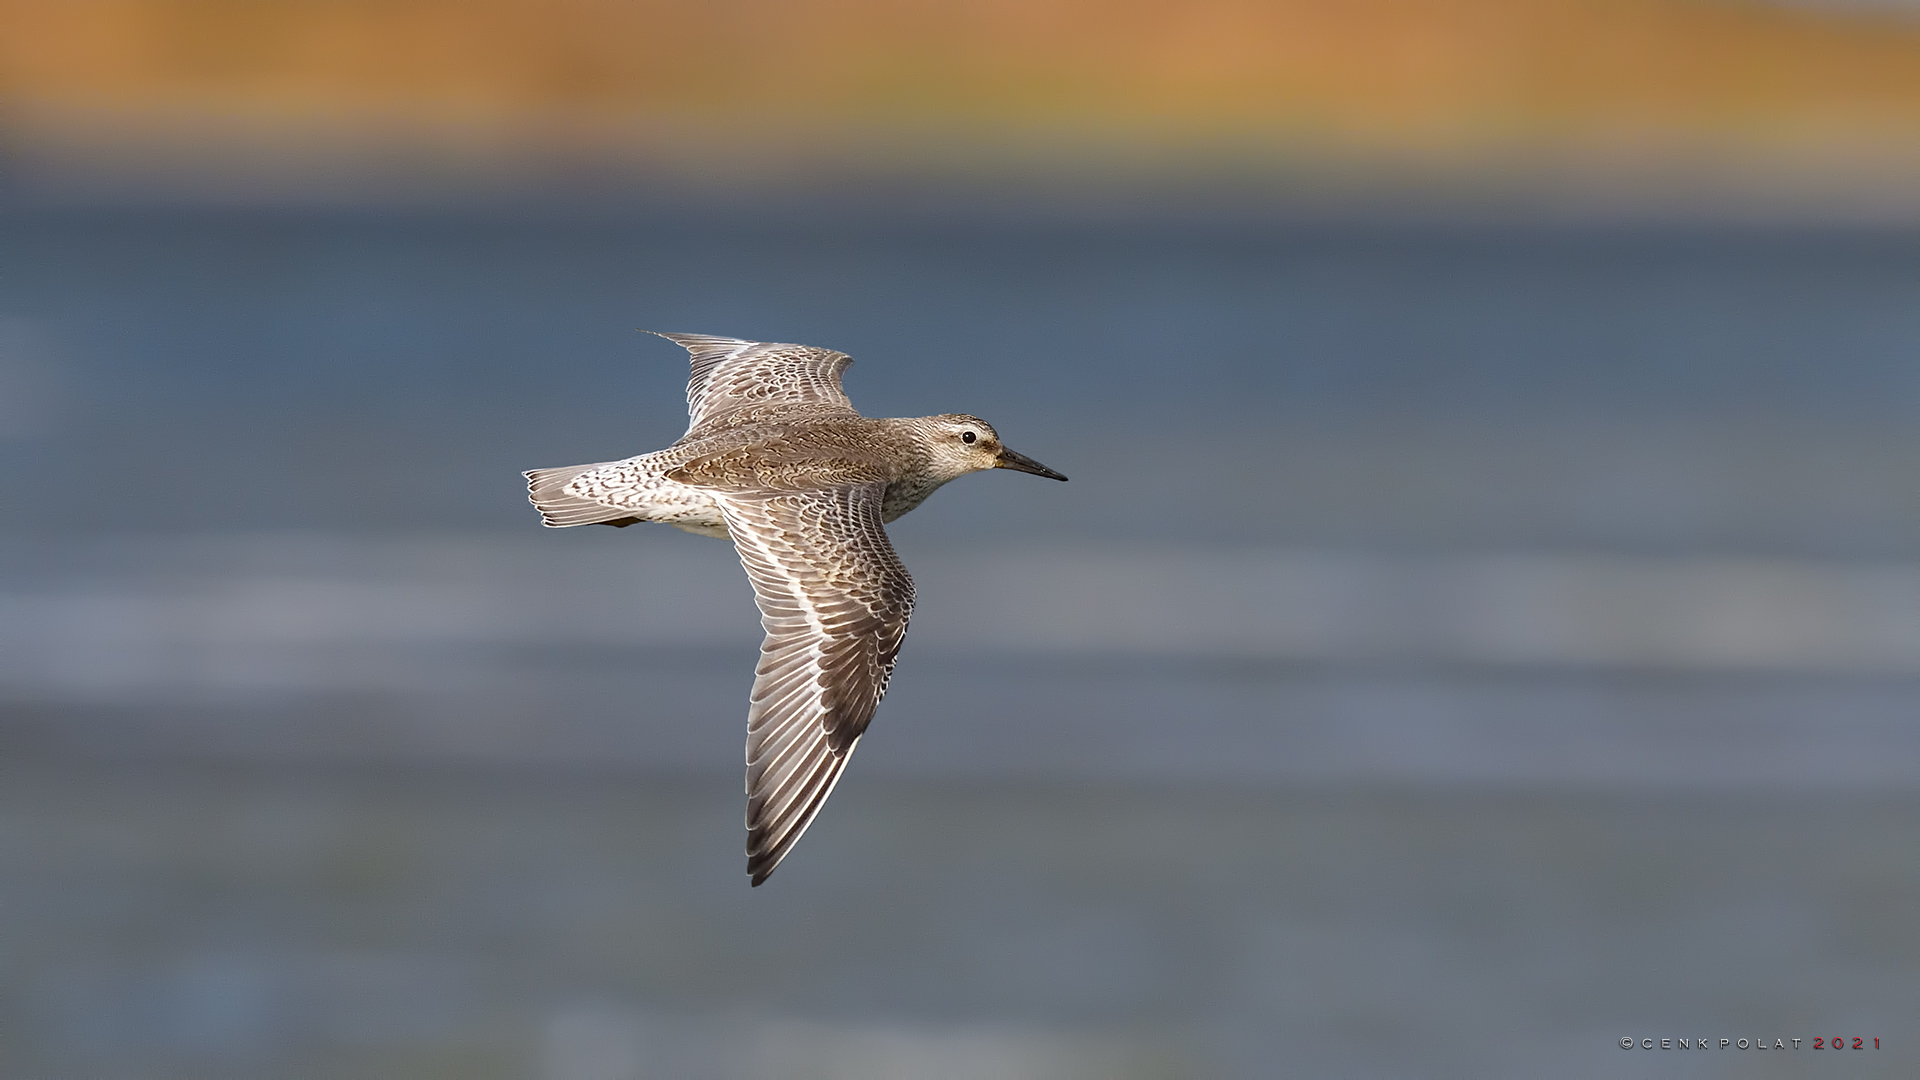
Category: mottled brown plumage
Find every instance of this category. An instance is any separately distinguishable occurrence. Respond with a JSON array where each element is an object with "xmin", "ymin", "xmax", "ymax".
[{"xmin": 525, "ymin": 333, "xmax": 1066, "ymax": 885}]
